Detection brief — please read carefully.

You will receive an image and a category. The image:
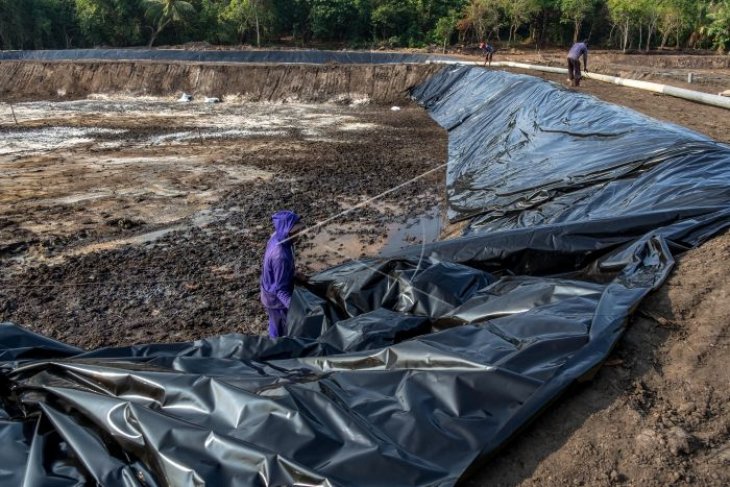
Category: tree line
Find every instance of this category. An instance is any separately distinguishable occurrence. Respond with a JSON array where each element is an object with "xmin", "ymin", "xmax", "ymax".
[{"xmin": 1, "ymin": 0, "xmax": 729, "ymax": 53}]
